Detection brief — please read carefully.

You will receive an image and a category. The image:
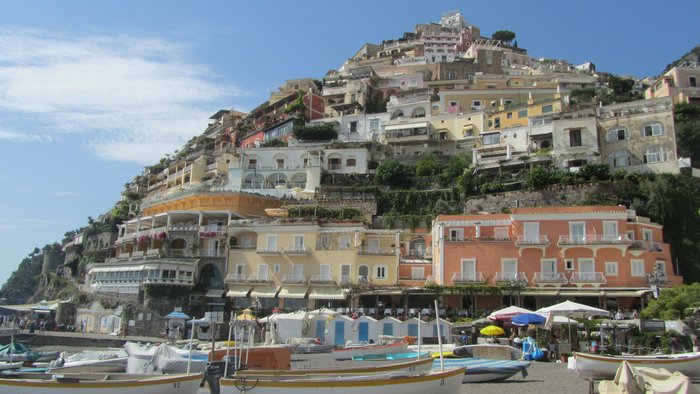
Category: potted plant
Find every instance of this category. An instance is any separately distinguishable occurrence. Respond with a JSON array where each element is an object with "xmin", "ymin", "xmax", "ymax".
[{"xmin": 561, "ymin": 352, "xmax": 572, "ymax": 363}]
